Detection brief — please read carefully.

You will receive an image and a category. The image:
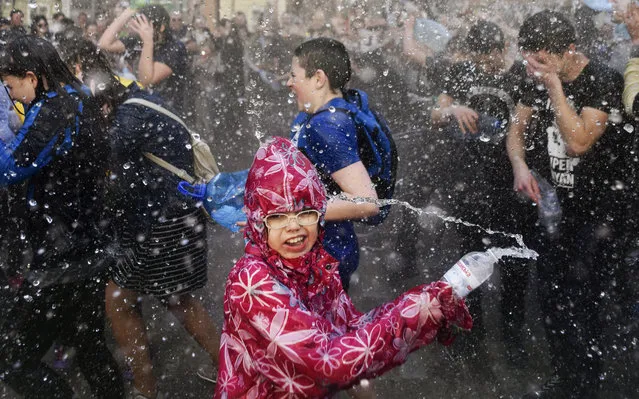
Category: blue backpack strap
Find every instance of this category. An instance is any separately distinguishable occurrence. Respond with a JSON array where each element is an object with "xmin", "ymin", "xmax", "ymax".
[{"xmin": 342, "ymin": 90, "xmax": 384, "ymax": 175}]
